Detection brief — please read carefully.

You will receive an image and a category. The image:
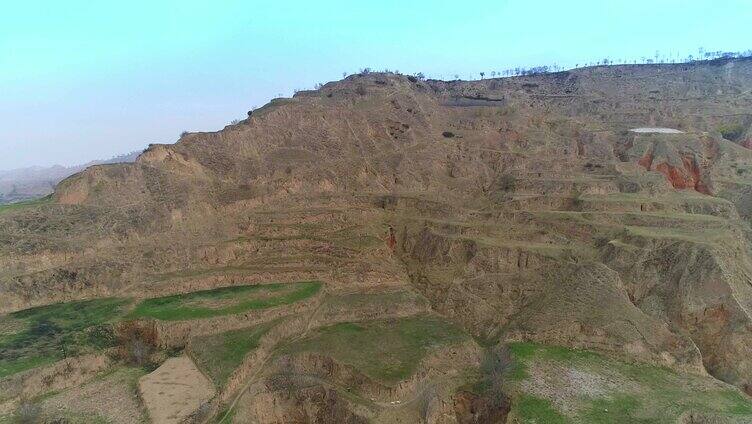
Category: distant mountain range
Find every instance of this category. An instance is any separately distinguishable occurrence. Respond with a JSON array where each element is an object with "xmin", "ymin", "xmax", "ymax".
[{"xmin": 0, "ymin": 150, "xmax": 141, "ymax": 204}]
